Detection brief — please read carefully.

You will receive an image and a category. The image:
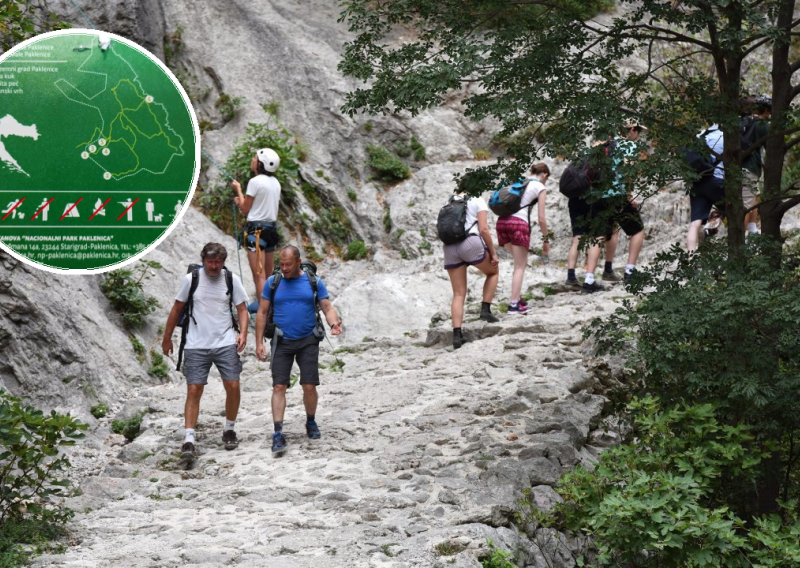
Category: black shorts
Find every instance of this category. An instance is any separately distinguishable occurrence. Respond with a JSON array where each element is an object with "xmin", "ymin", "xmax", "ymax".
[
  {"xmin": 569, "ymin": 195, "xmax": 643, "ymax": 239},
  {"xmin": 271, "ymin": 334, "xmax": 320, "ymax": 386},
  {"xmin": 240, "ymin": 222, "xmax": 279, "ymax": 253},
  {"xmin": 689, "ymin": 176, "xmax": 725, "ymax": 222},
  {"xmin": 568, "ymin": 196, "xmax": 603, "ymax": 237}
]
